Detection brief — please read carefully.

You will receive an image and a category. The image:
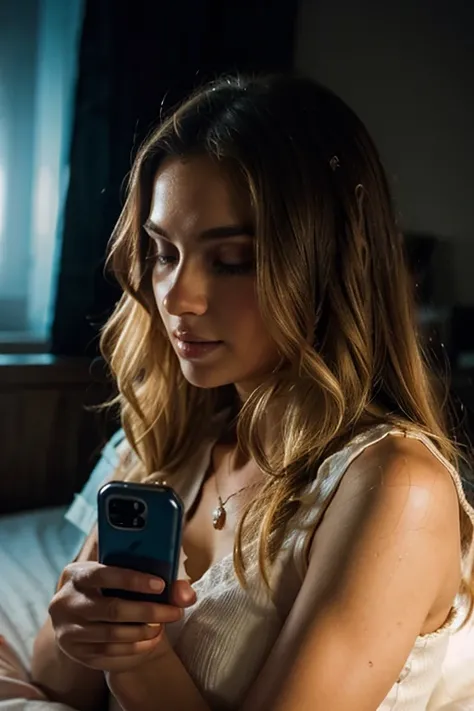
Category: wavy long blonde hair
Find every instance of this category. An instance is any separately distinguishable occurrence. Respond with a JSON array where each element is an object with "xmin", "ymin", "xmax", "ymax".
[{"xmin": 100, "ymin": 73, "xmax": 474, "ymax": 627}]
